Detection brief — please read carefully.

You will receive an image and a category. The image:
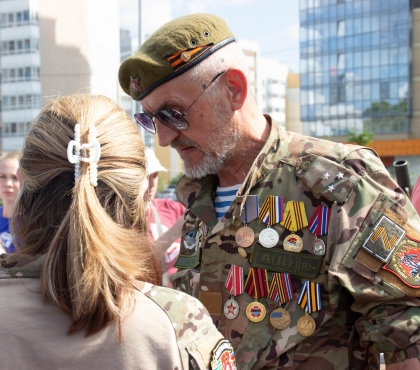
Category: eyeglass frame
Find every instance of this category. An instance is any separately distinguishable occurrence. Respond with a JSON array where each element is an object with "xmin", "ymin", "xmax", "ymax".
[{"xmin": 134, "ymin": 70, "xmax": 226, "ymax": 135}]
